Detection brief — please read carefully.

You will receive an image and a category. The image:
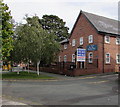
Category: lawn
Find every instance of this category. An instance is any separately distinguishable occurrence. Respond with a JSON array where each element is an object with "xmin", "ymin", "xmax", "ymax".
[{"xmin": 1, "ymin": 71, "xmax": 56, "ymax": 80}]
